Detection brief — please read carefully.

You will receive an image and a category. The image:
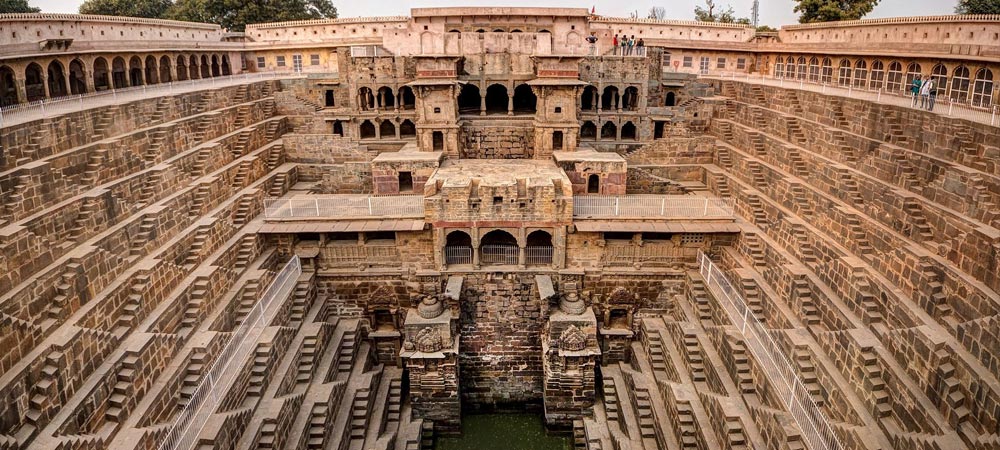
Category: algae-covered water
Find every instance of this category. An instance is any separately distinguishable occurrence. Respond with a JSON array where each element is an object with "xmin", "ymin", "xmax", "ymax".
[{"xmin": 434, "ymin": 414, "xmax": 572, "ymax": 450}]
